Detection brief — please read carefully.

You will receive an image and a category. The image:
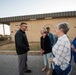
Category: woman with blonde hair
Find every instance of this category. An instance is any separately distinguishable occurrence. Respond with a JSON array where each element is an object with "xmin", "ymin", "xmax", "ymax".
[{"xmin": 40, "ymin": 28, "xmax": 52, "ymax": 75}]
